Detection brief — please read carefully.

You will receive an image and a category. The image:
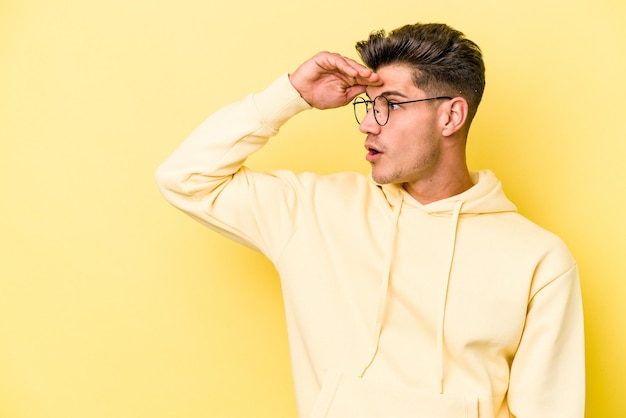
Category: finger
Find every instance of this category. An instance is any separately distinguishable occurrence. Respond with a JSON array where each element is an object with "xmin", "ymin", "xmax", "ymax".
[
  {"xmin": 330, "ymin": 54, "xmax": 381, "ymax": 86},
  {"xmin": 317, "ymin": 52, "xmax": 361, "ymax": 75},
  {"xmin": 344, "ymin": 84, "xmax": 368, "ymax": 102},
  {"xmin": 355, "ymin": 72, "xmax": 381, "ymax": 87}
]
